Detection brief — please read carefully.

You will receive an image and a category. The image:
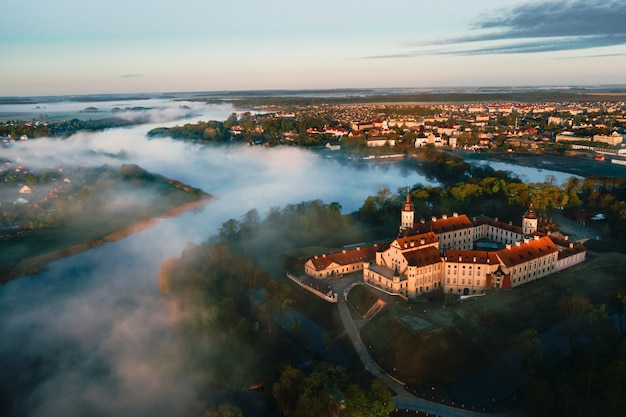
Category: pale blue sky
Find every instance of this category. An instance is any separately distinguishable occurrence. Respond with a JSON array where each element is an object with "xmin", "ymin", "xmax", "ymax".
[{"xmin": 2, "ymin": 0, "xmax": 625, "ymax": 96}]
